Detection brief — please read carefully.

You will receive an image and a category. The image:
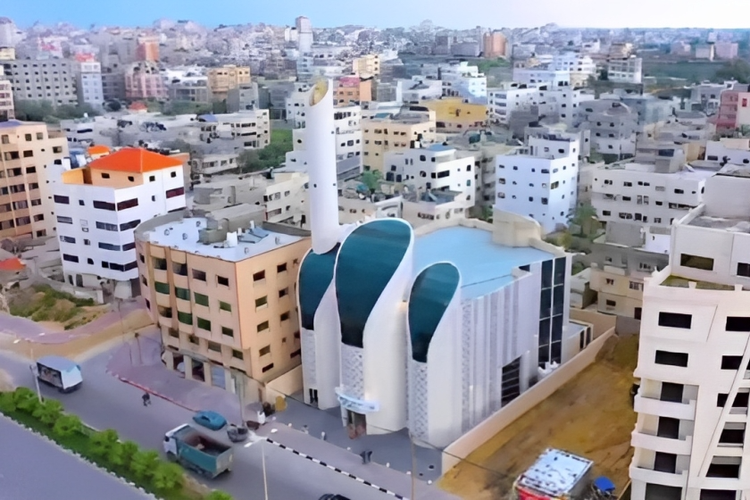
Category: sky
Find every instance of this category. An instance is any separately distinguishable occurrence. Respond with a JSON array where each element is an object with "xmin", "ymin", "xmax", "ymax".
[{"xmin": 4, "ymin": 0, "xmax": 750, "ymax": 30}]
